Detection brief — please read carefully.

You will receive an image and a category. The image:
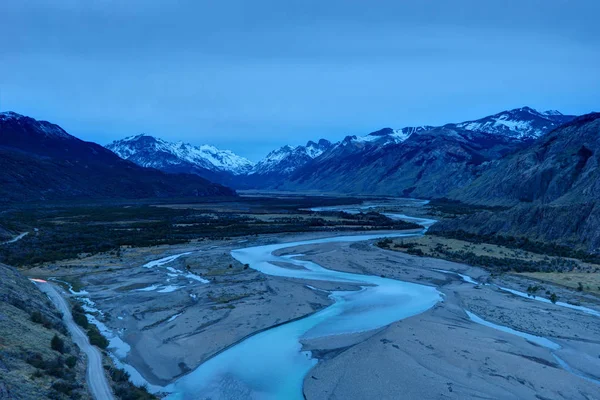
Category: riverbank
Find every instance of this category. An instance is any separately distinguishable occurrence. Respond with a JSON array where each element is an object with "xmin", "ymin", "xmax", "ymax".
[{"xmin": 299, "ymin": 241, "xmax": 600, "ymax": 399}]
